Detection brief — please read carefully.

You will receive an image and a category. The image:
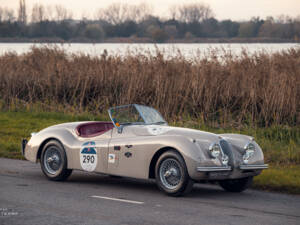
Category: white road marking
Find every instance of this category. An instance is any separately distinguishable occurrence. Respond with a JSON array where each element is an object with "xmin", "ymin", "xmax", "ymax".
[{"xmin": 90, "ymin": 195, "xmax": 144, "ymax": 205}]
